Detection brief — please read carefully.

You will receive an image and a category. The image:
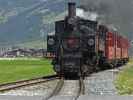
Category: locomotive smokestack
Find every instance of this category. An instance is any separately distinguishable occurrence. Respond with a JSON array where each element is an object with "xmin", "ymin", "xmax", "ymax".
[{"xmin": 68, "ymin": 2, "xmax": 76, "ymax": 17}]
